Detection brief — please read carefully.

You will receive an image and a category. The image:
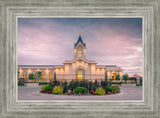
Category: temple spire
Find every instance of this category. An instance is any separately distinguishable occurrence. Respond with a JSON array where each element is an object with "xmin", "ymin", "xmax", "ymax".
[{"xmin": 75, "ymin": 32, "xmax": 85, "ymax": 47}]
